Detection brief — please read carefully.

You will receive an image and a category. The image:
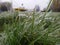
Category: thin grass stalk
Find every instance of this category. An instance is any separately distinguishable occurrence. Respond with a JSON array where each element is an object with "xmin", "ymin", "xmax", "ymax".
[
  {"xmin": 29, "ymin": 0, "xmax": 53, "ymax": 45},
  {"xmin": 42, "ymin": 0, "xmax": 53, "ymax": 21}
]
